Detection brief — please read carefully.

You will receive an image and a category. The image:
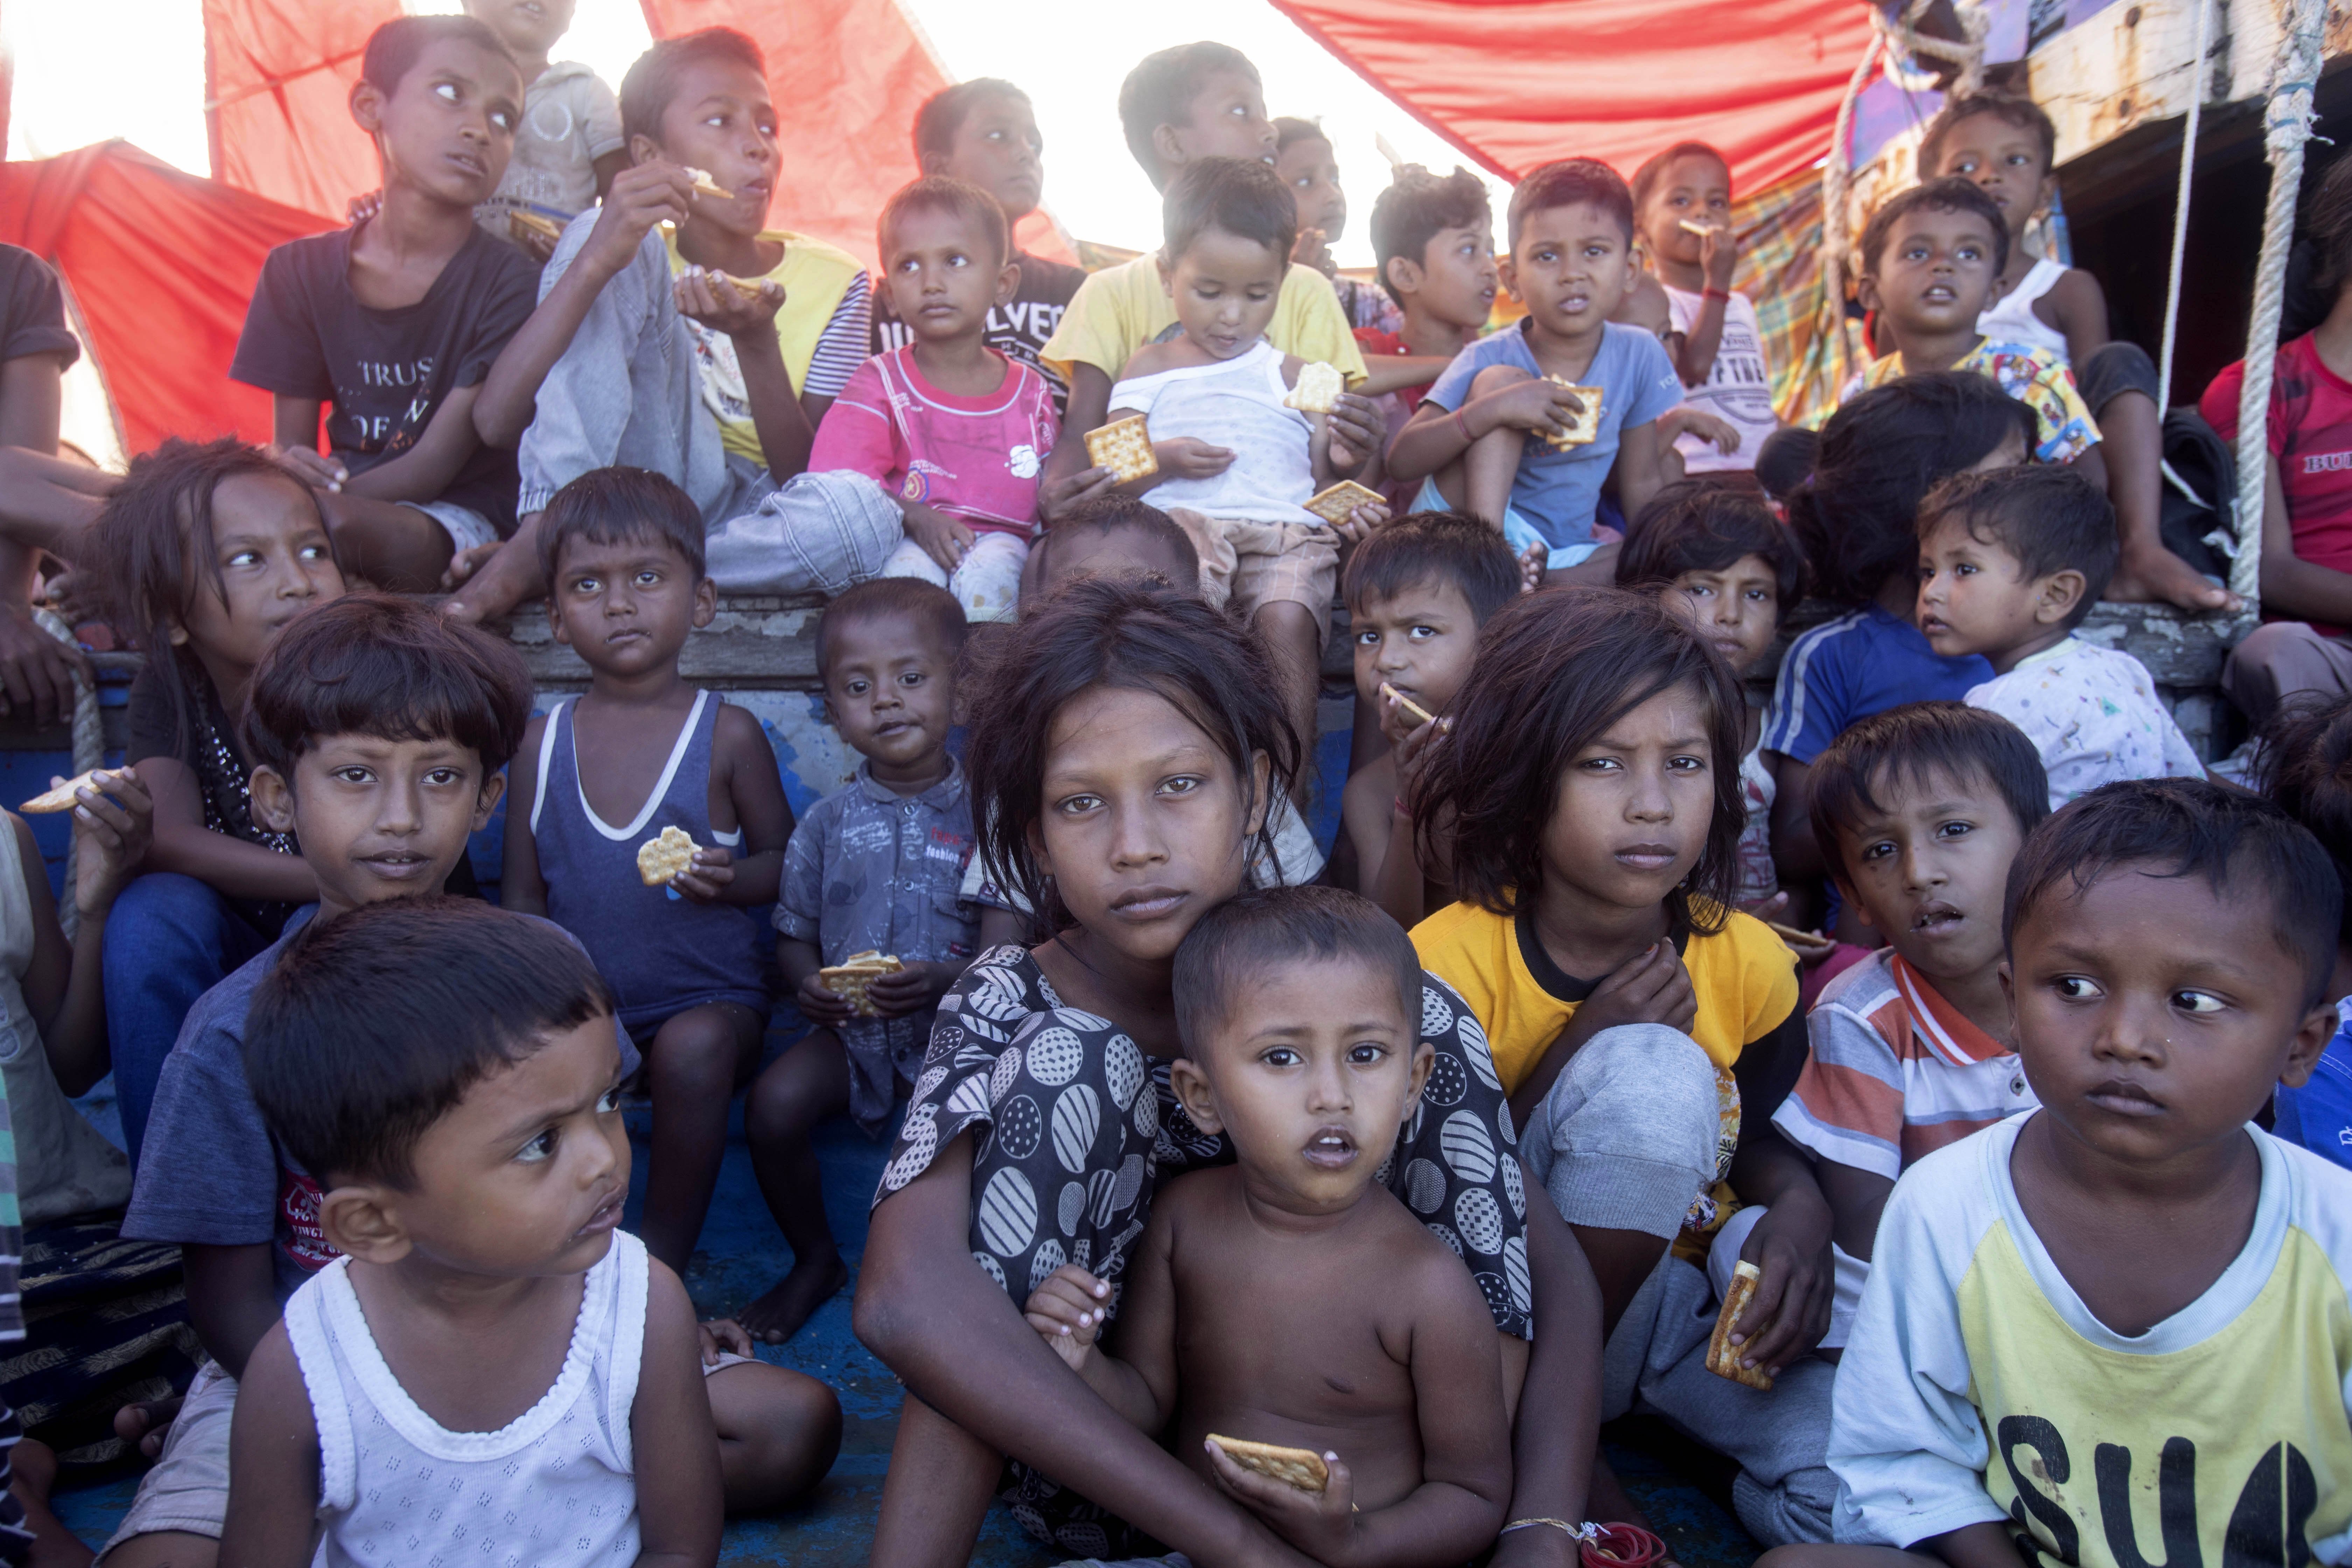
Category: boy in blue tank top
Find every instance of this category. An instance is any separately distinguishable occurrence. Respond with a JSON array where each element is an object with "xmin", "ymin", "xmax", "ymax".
[
  {"xmin": 740, "ymin": 577, "xmax": 981, "ymax": 1343},
  {"xmin": 501, "ymin": 466, "xmax": 796, "ymax": 1278}
]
